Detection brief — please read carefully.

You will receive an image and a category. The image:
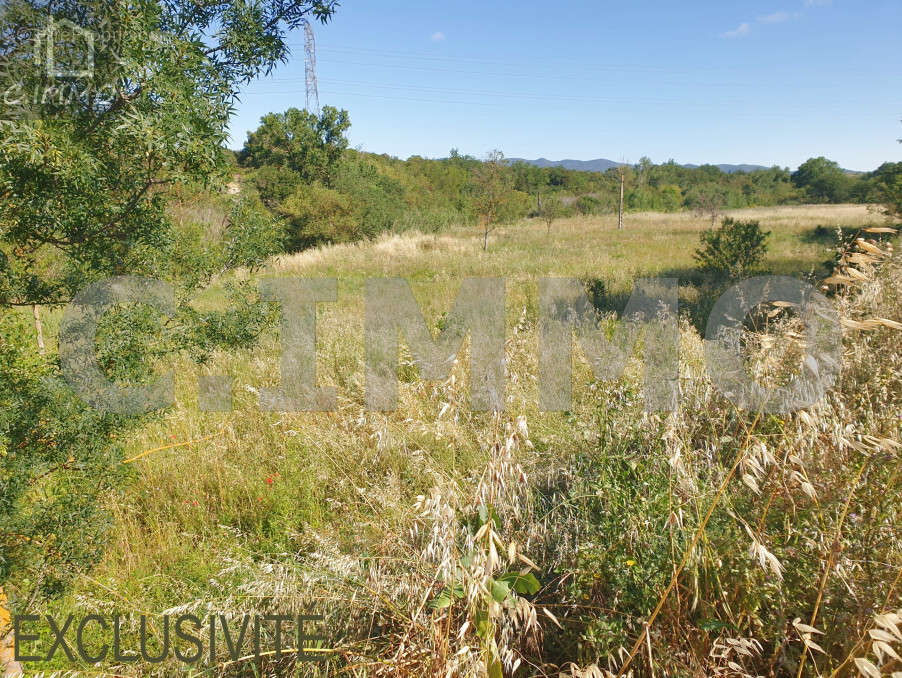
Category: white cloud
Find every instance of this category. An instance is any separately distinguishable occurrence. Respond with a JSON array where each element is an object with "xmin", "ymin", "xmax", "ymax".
[
  {"xmin": 430, "ymin": 31, "xmax": 445, "ymax": 42},
  {"xmin": 758, "ymin": 10, "xmax": 791, "ymax": 23},
  {"xmin": 724, "ymin": 2, "xmax": 819, "ymax": 40},
  {"xmin": 722, "ymin": 22, "xmax": 751, "ymax": 38}
]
